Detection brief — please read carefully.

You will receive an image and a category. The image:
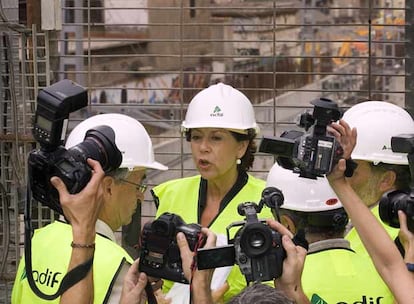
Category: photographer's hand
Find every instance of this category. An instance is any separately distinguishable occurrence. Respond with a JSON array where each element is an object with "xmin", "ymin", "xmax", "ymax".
[
  {"xmin": 118, "ymin": 259, "xmax": 171, "ymax": 304},
  {"xmin": 119, "ymin": 259, "xmax": 148, "ymax": 304},
  {"xmin": 53, "ymin": 158, "xmax": 105, "ymax": 304},
  {"xmin": 398, "ymin": 211, "xmax": 414, "ymax": 268},
  {"xmin": 327, "ymin": 119, "xmax": 357, "ymax": 160},
  {"xmin": 52, "ymin": 158, "xmax": 104, "ymax": 238},
  {"xmin": 327, "ymin": 160, "xmax": 414, "ymax": 303},
  {"xmin": 267, "ymin": 220, "xmax": 309, "ymax": 304},
  {"xmin": 177, "ymin": 227, "xmax": 216, "ymax": 304}
]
